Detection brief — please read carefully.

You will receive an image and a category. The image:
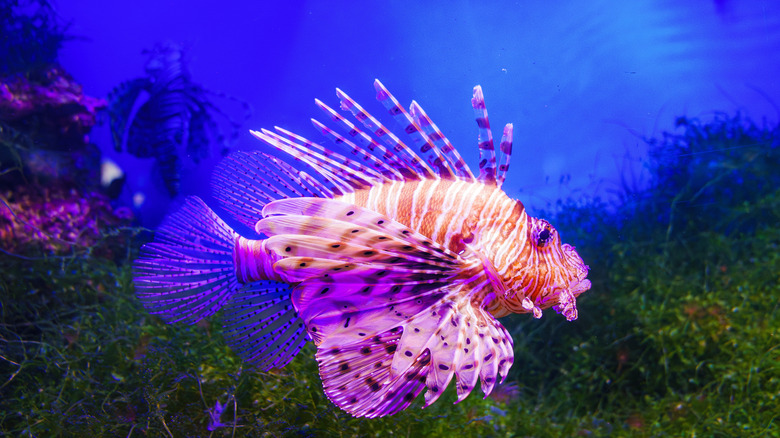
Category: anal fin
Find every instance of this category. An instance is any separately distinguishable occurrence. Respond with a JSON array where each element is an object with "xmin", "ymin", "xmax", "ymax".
[{"xmin": 221, "ymin": 281, "xmax": 308, "ymax": 370}]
